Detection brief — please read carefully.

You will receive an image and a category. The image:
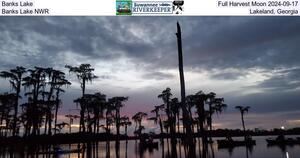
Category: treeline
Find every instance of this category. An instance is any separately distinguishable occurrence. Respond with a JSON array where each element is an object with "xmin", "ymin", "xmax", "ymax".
[
  {"xmin": 209, "ymin": 128, "xmax": 300, "ymax": 137},
  {"xmin": 146, "ymin": 88, "xmax": 227, "ymax": 141},
  {"xmin": 1, "ymin": 64, "xmax": 252, "ymax": 140},
  {"xmin": 0, "ymin": 64, "xmax": 134, "ymax": 138},
  {"xmin": 0, "ymin": 66, "xmax": 70, "ymax": 137}
]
